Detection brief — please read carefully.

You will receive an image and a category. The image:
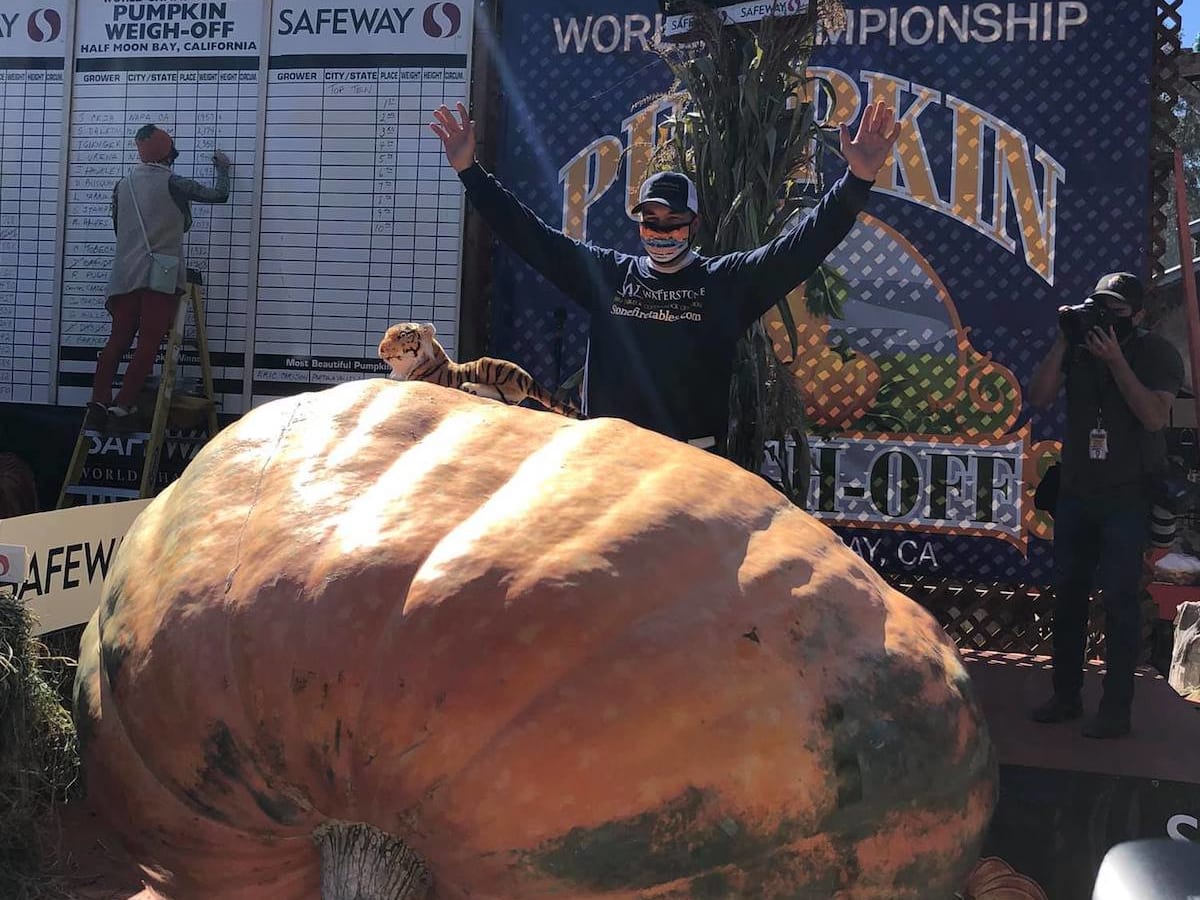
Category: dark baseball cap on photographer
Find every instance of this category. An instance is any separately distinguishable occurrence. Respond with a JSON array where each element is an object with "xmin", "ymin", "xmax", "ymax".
[
  {"xmin": 1089, "ymin": 272, "xmax": 1144, "ymax": 310},
  {"xmin": 633, "ymin": 172, "xmax": 699, "ymax": 216}
]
